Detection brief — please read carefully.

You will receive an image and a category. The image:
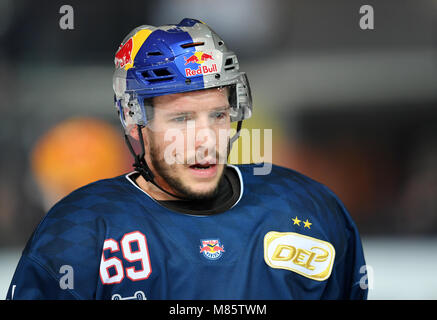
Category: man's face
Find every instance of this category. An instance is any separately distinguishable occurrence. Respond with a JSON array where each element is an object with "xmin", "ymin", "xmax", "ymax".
[{"xmin": 142, "ymin": 87, "xmax": 231, "ymax": 200}]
